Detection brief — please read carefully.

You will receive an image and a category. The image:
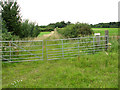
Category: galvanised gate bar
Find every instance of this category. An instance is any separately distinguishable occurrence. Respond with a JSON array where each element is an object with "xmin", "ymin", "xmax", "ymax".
[
  {"xmin": 0, "ymin": 35, "xmax": 109, "ymax": 62},
  {"xmin": 0, "ymin": 40, "xmax": 44, "ymax": 62},
  {"xmin": 46, "ymin": 36, "xmax": 109, "ymax": 60}
]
